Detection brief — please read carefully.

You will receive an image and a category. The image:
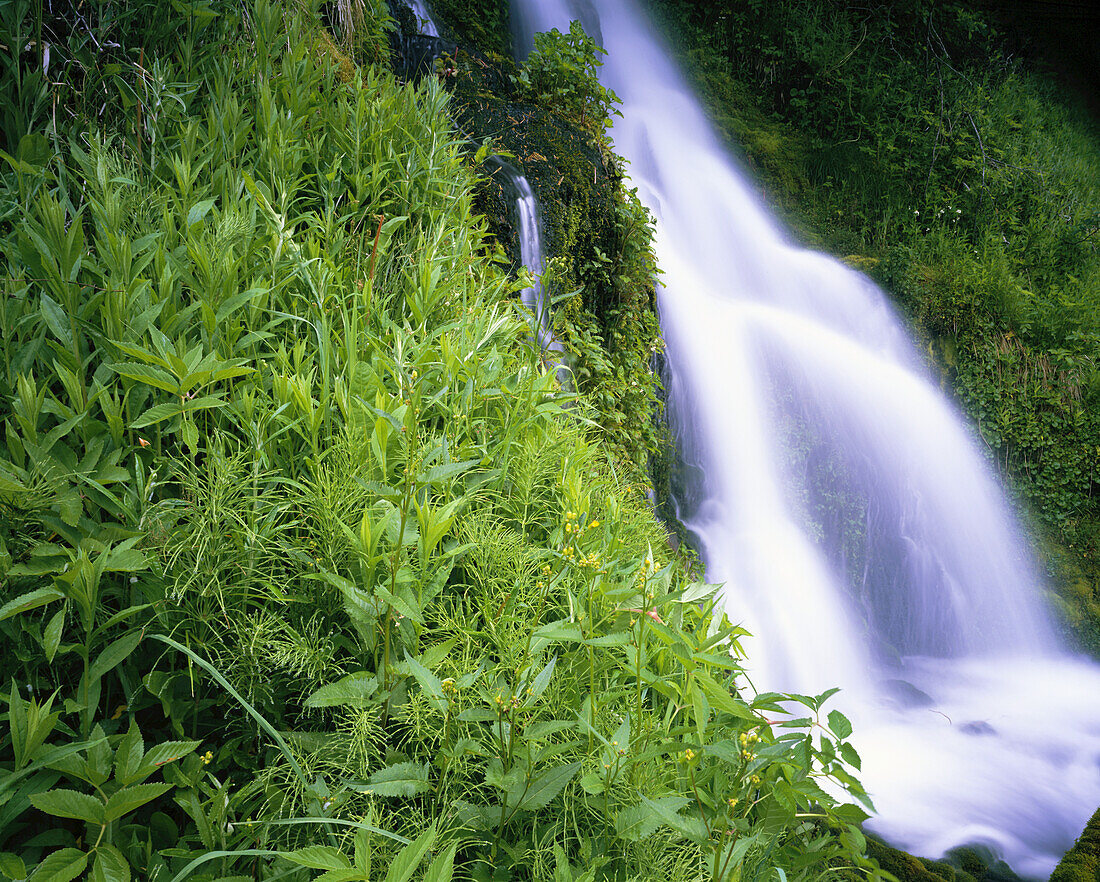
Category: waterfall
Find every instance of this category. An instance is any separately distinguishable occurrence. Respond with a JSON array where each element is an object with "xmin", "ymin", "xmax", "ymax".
[
  {"xmin": 510, "ymin": 0, "xmax": 1100, "ymax": 877},
  {"xmin": 488, "ymin": 157, "xmax": 560, "ymax": 353},
  {"xmin": 404, "ymin": 0, "xmax": 440, "ymax": 36}
]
